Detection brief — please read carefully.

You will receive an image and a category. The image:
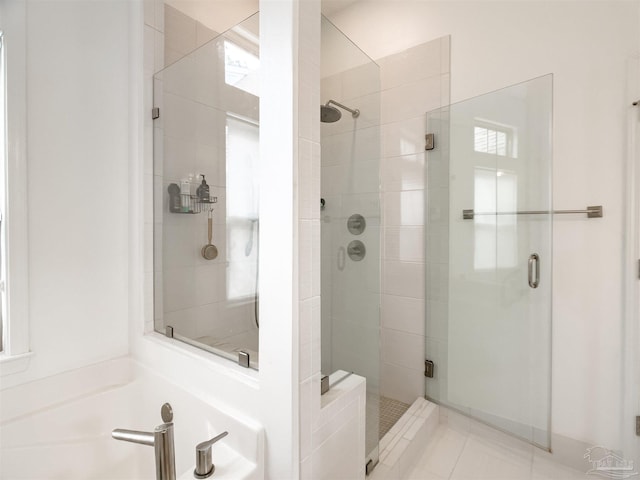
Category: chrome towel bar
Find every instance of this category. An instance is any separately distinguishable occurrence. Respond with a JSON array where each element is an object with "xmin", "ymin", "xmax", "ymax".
[{"xmin": 462, "ymin": 205, "xmax": 603, "ymax": 220}]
